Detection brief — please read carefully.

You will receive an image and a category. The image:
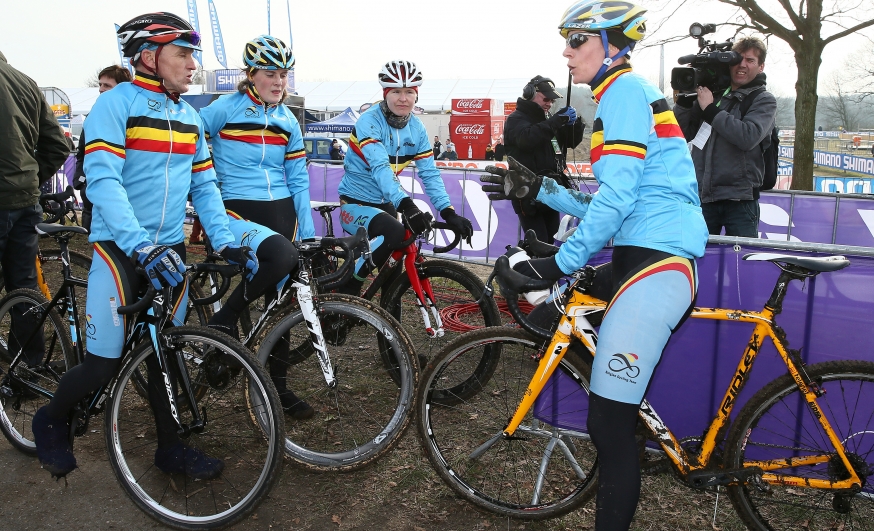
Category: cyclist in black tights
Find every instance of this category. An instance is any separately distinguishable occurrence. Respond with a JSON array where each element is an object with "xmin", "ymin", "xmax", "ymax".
[{"xmin": 198, "ymin": 35, "xmax": 315, "ymax": 420}]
